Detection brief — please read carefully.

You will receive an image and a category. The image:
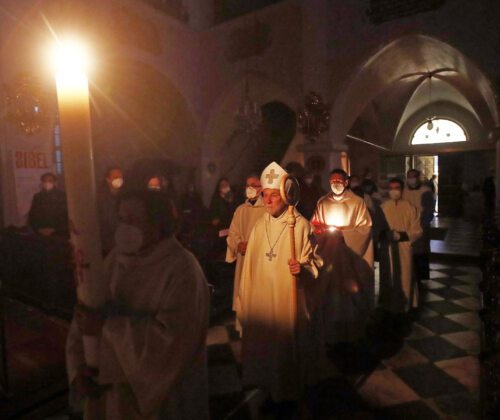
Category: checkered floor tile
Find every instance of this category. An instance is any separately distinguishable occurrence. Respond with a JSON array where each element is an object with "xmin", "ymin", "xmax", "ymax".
[{"xmin": 206, "ymin": 262, "xmax": 481, "ymax": 419}]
